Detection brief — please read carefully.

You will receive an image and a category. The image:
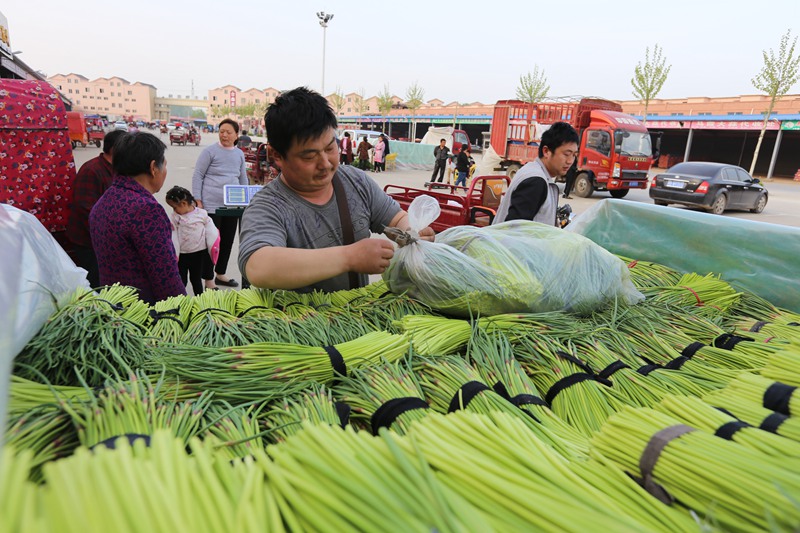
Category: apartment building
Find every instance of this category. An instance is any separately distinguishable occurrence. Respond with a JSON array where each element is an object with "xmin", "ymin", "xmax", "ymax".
[{"xmin": 47, "ymin": 73, "xmax": 156, "ymax": 120}]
